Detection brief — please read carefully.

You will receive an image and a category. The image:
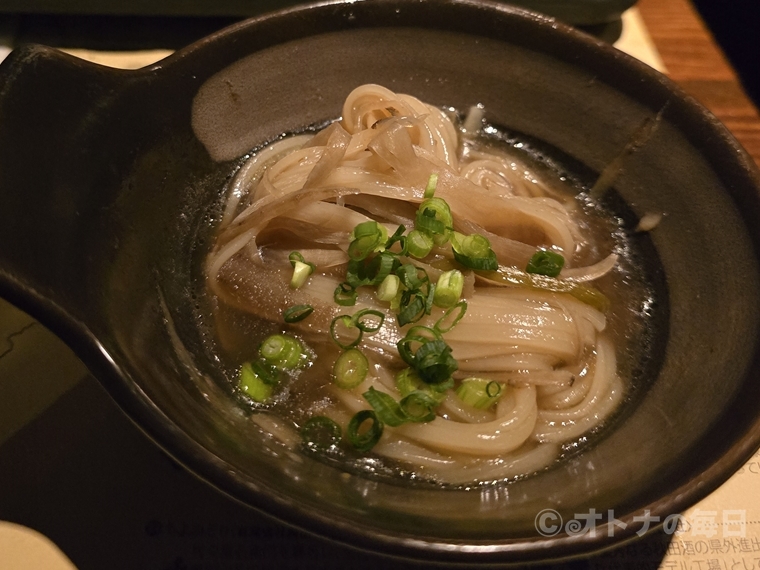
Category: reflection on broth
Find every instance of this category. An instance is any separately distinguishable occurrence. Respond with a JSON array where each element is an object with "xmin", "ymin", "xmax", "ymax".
[{"xmin": 204, "ymin": 84, "xmax": 660, "ymax": 486}]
